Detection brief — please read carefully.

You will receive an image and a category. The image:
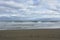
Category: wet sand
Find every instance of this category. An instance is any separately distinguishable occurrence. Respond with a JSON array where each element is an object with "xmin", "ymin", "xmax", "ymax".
[{"xmin": 0, "ymin": 29, "xmax": 60, "ymax": 40}]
